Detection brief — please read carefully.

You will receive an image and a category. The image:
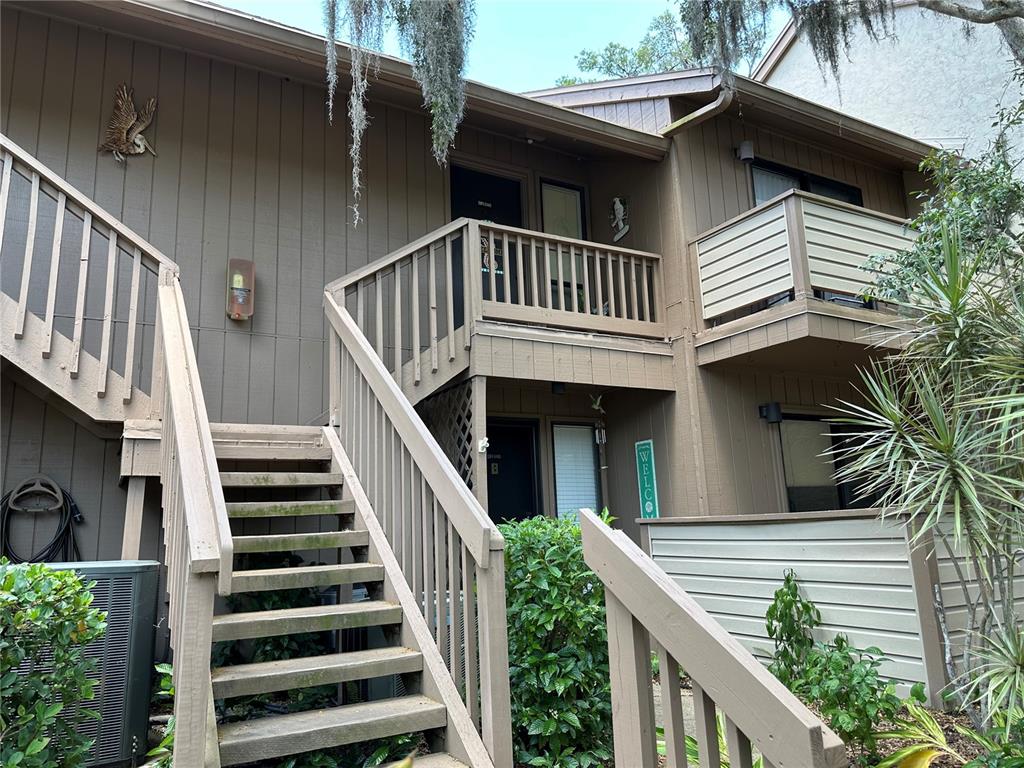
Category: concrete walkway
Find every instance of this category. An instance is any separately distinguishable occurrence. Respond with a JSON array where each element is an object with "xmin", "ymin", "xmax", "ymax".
[{"xmin": 651, "ymin": 679, "xmax": 696, "ymax": 736}]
